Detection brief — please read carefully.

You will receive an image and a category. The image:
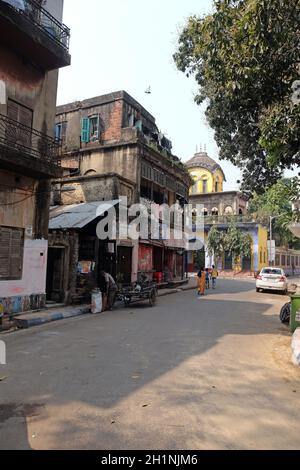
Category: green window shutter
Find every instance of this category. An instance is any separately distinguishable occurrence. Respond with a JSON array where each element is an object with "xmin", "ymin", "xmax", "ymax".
[{"xmin": 81, "ymin": 117, "xmax": 90, "ymax": 143}]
